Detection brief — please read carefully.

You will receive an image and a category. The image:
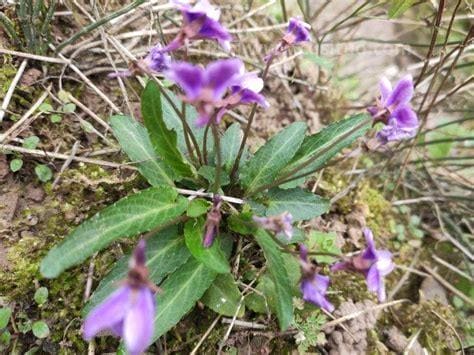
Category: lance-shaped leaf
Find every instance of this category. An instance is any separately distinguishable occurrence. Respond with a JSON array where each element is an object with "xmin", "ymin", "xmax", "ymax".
[
  {"xmin": 254, "ymin": 229, "xmax": 293, "ymax": 330},
  {"xmin": 201, "ymin": 273, "xmax": 245, "ymax": 317},
  {"xmin": 241, "ymin": 122, "xmax": 307, "ymax": 195},
  {"xmin": 184, "ymin": 218, "xmax": 230, "ymax": 274},
  {"xmin": 220, "ymin": 122, "xmax": 243, "ymax": 171},
  {"xmin": 110, "ymin": 115, "xmax": 175, "ymax": 186},
  {"xmin": 83, "ymin": 226, "xmax": 190, "ymax": 314},
  {"xmin": 160, "ymin": 88, "xmax": 213, "ymax": 153},
  {"xmin": 279, "ymin": 114, "xmax": 370, "ymax": 179},
  {"xmin": 142, "ymin": 81, "xmax": 195, "ymax": 178},
  {"xmin": 151, "ymin": 257, "xmax": 217, "ymax": 341},
  {"xmin": 388, "ymin": 0, "xmax": 416, "ymax": 18},
  {"xmin": 259, "ymin": 187, "xmax": 330, "ymax": 221},
  {"xmin": 40, "ymin": 186, "xmax": 188, "ymax": 278}
]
